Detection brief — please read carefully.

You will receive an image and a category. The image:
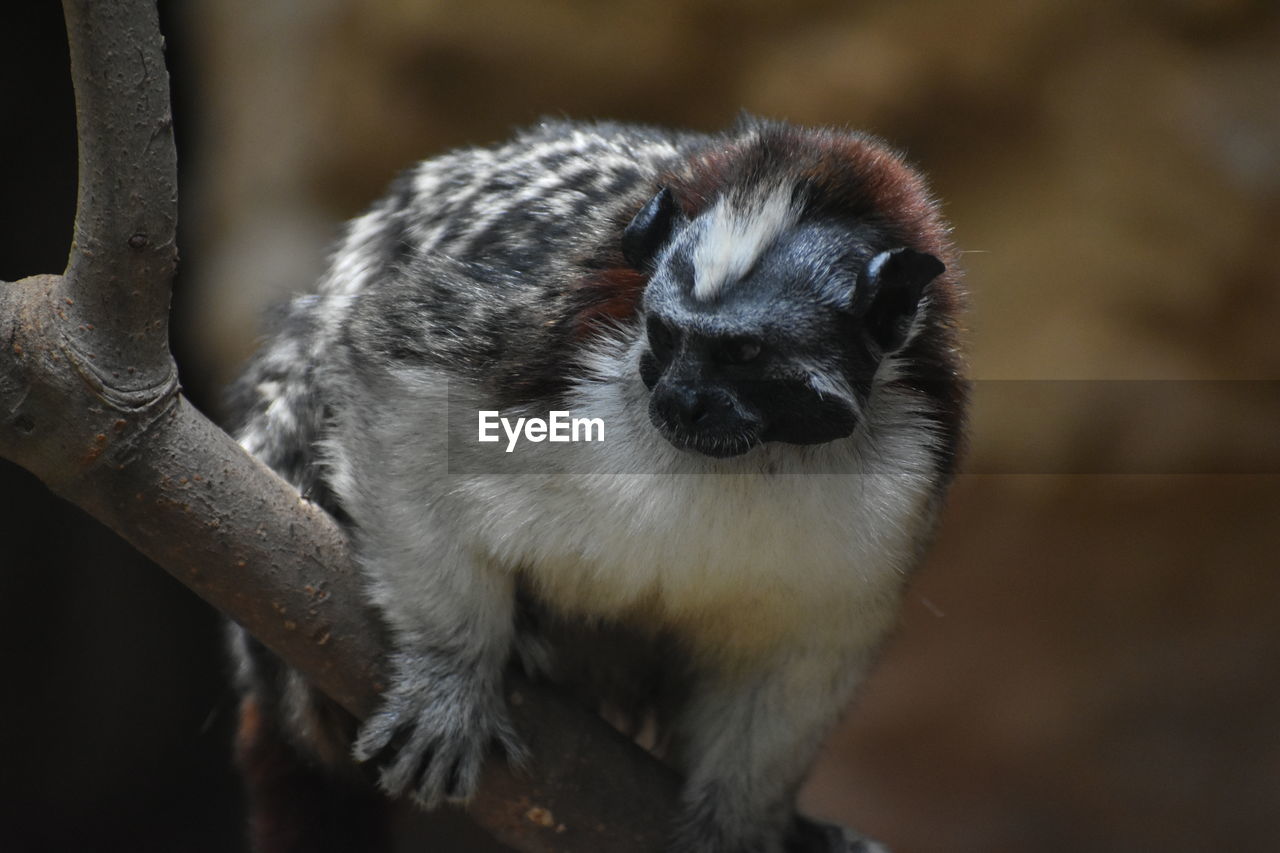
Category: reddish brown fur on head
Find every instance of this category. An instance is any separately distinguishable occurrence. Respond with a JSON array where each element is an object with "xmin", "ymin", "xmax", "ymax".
[
  {"xmin": 573, "ymin": 266, "xmax": 649, "ymax": 338},
  {"xmin": 570, "ymin": 118, "xmax": 962, "ymax": 344},
  {"xmin": 667, "ymin": 120, "xmax": 955, "ymax": 266}
]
